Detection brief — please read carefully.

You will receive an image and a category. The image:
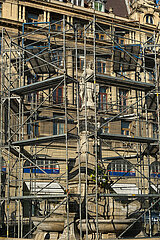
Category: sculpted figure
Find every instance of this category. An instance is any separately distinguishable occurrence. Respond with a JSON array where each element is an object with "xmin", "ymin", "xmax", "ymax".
[{"xmin": 79, "ymin": 62, "xmax": 94, "ymax": 108}]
